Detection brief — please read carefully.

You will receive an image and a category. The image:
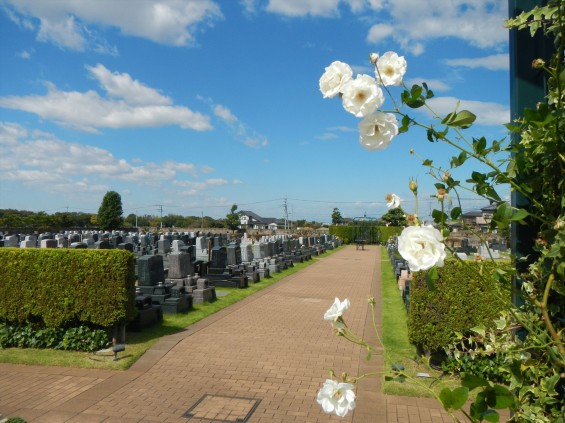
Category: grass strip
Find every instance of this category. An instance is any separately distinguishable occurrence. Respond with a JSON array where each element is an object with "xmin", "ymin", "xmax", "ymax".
[{"xmin": 380, "ymin": 246, "xmax": 459, "ymax": 397}]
